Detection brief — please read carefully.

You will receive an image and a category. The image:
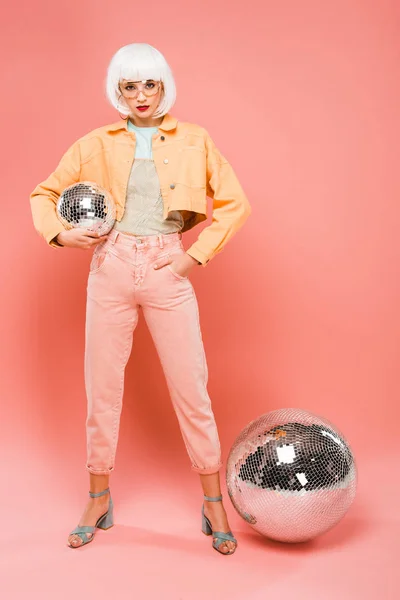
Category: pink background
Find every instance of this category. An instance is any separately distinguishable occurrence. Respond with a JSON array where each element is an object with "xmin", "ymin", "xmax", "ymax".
[{"xmin": 2, "ymin": 0, "xmax": 399, "ymax": 598}]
